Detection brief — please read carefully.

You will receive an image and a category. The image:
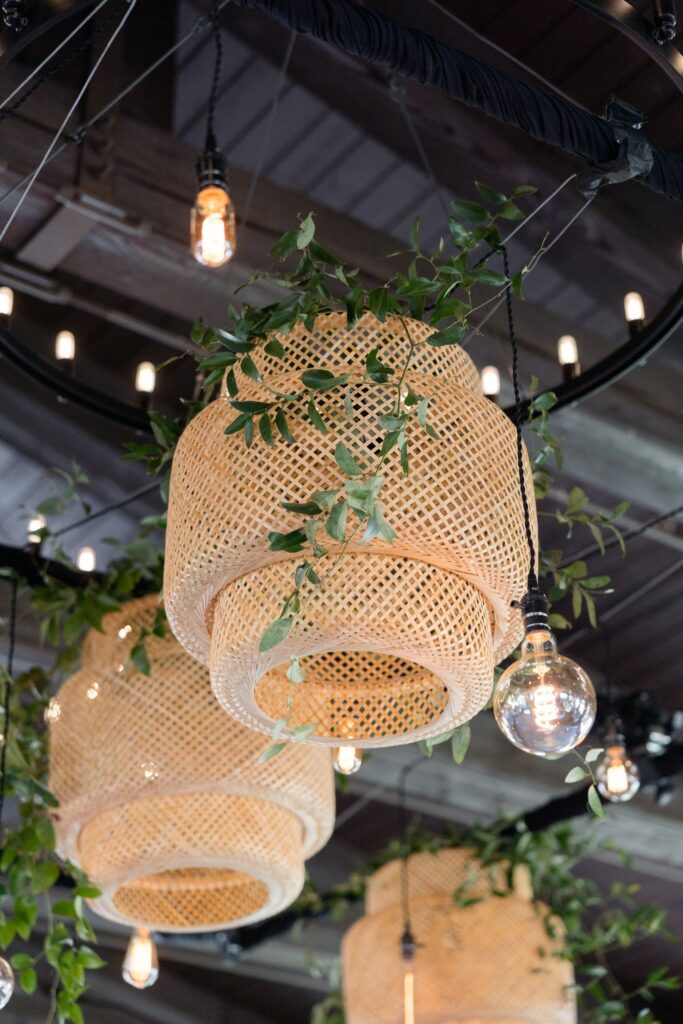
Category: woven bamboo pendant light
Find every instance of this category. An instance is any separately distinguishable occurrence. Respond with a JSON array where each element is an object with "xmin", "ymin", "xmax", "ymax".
[
  {"xmin": 342, "ymin": 849, "xmax": 577, "ymax": 1024},
  {"xmin": 165, "ymin": 312, "xmax": 537, "ymax": 747},
  {"xmin": 48, "ymin": 595, "xmax": 335, "ymax": 932}
]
